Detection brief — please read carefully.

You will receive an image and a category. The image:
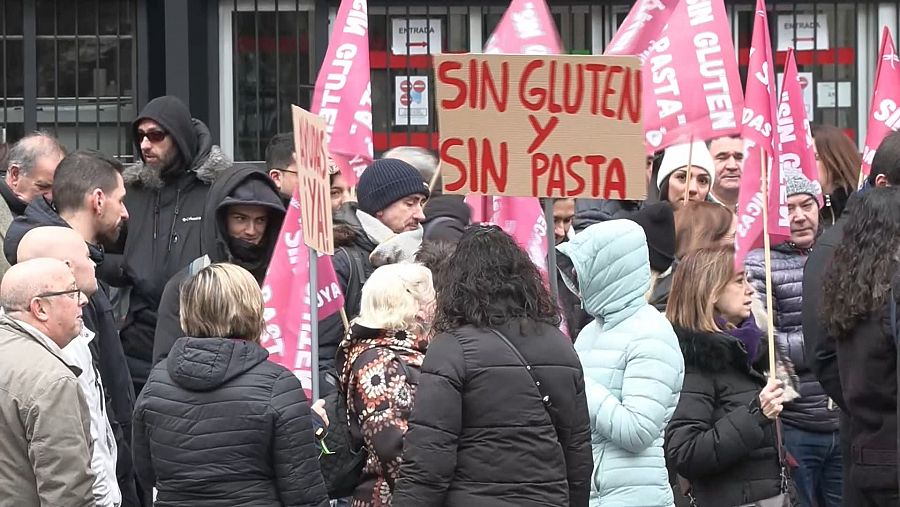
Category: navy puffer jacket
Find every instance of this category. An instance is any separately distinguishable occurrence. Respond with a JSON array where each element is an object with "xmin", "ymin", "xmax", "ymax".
[{"xmin": 745, "ymin": 242, "xmax": 839, "ymax": 432}]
